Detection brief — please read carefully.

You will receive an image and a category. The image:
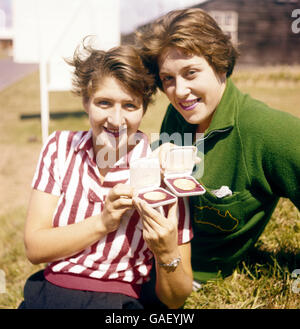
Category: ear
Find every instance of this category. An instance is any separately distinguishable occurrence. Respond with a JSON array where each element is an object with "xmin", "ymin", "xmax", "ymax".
[{"xmin": 219, "ymin": 71, "xmax": 227, "ymax": 84}]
